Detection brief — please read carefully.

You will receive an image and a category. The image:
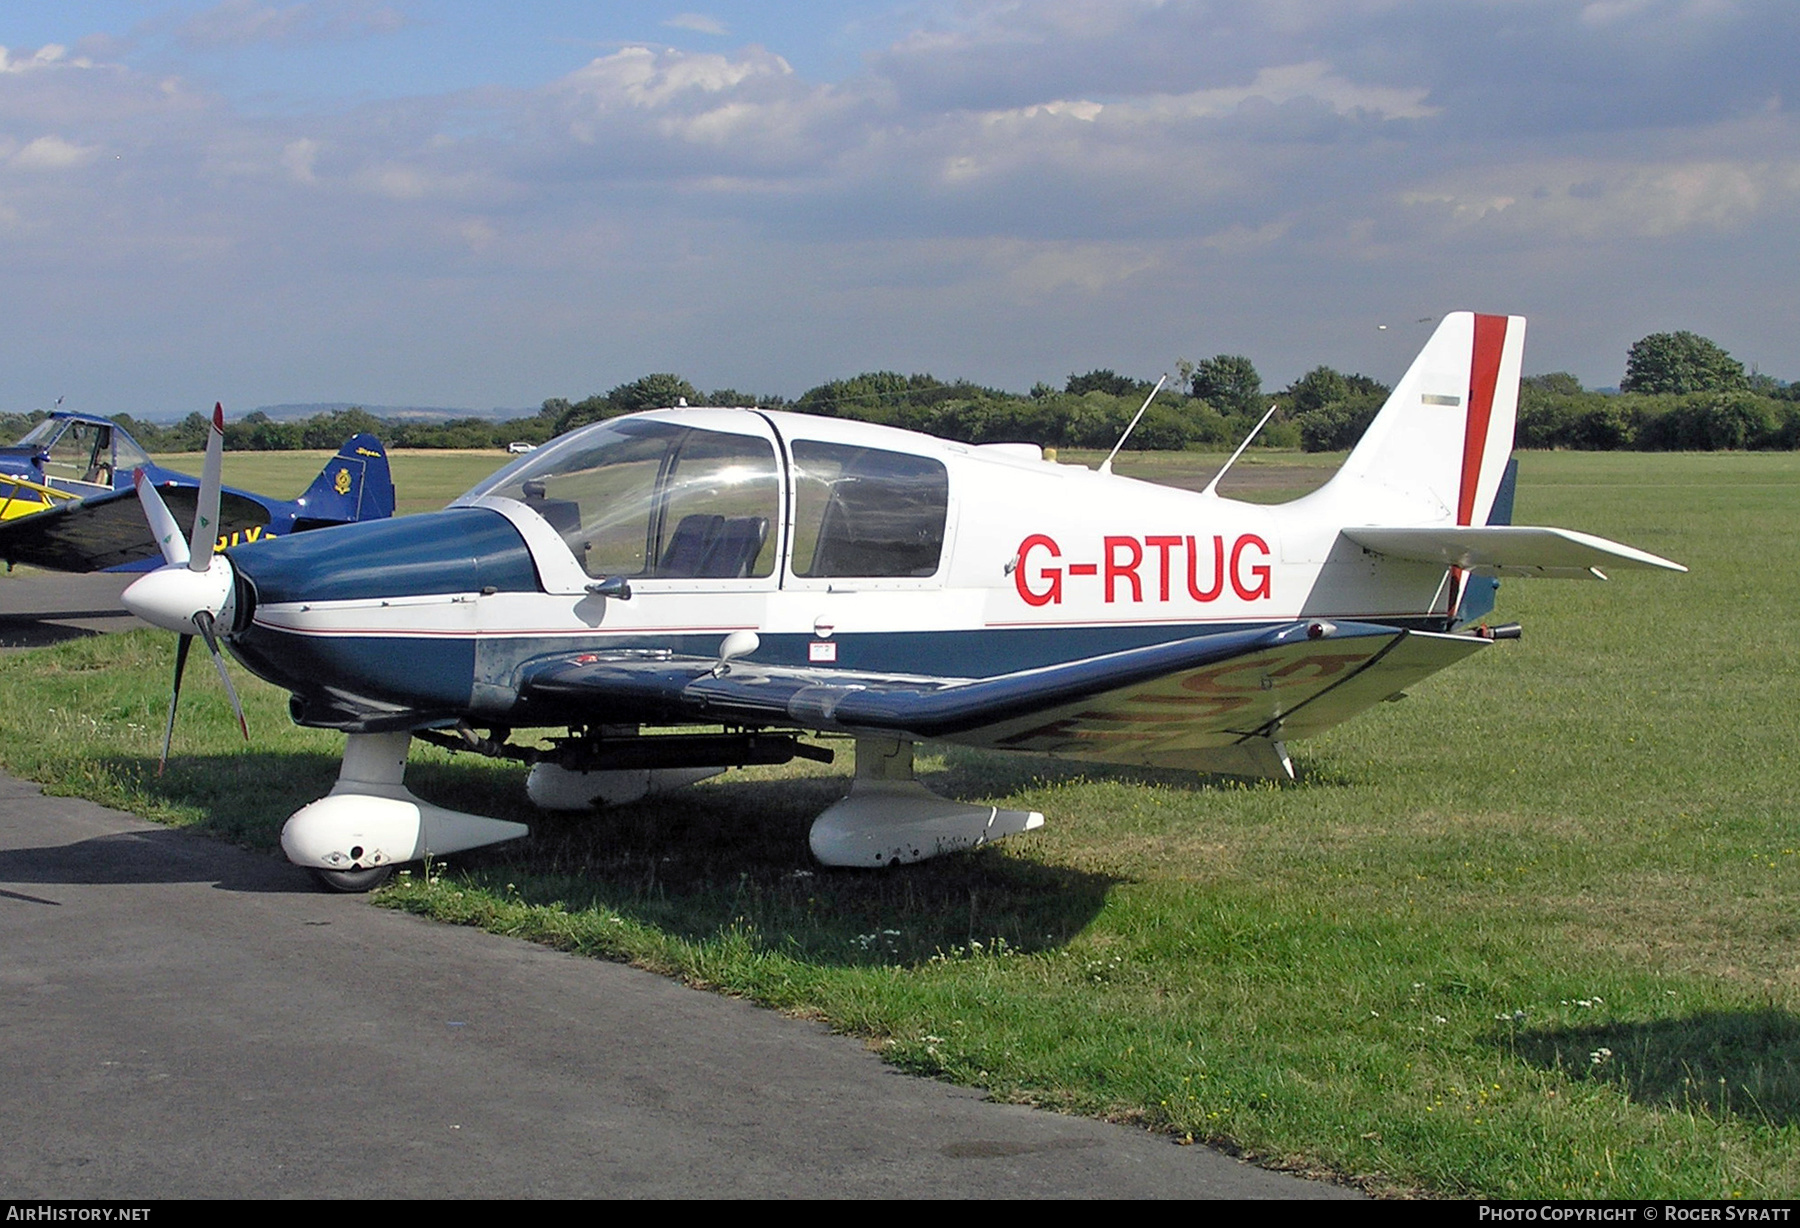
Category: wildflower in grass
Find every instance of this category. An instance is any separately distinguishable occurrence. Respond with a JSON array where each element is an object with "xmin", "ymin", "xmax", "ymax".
[{"xmin": 853, "ymin": 928, "xmax": 901, "ymax": 952}]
